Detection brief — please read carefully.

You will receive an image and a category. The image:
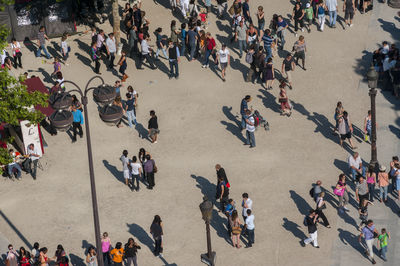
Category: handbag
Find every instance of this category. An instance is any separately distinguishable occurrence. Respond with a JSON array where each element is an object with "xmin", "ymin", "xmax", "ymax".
[
  {"xmin": 232, "ymin": 226, "xmax": 242, "ymax": 235},
  {"xmin": 152, "ymin": 160, "xmax": 158, "ymax": 173},
  {"xmin": 366, "ymin": 226, "xmax": 378, "ymax": 238},
  {"xmin": 333, "ymin": 188, "xmax": 344, "ymax": 197}
]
